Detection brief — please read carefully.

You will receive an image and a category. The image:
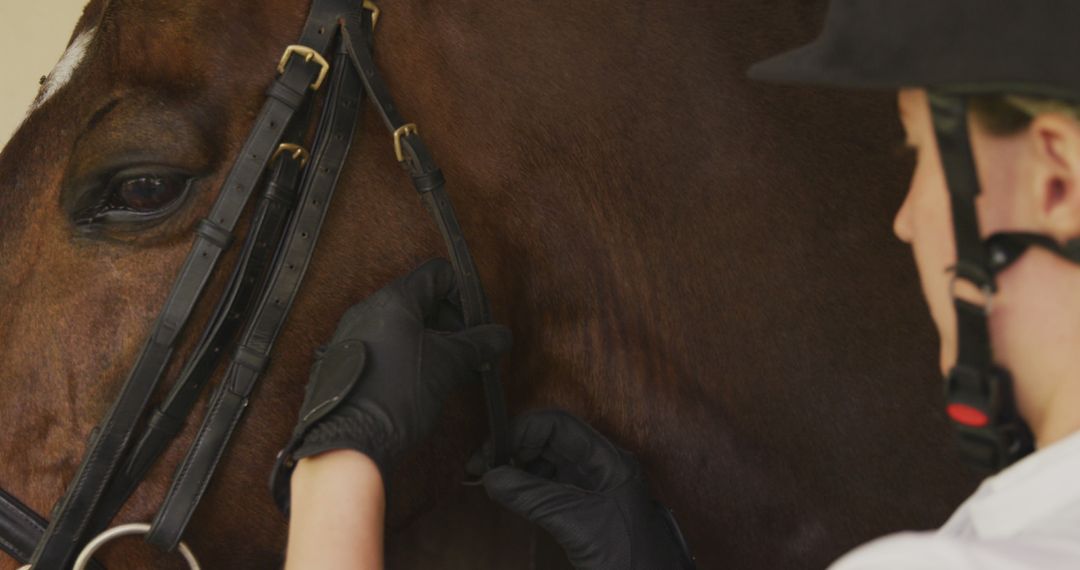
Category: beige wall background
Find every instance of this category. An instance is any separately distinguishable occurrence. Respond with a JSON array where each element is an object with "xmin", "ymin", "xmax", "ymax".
[{"xmin": 0, "ymin": 1, "xmax": 88, "ymax": 148}]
